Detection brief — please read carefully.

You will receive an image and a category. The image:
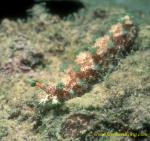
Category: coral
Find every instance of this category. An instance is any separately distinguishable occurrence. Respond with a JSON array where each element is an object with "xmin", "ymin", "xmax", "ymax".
[{"xmin": 34, "ymin": 15, "xmax": 137, "ymax": 103}]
